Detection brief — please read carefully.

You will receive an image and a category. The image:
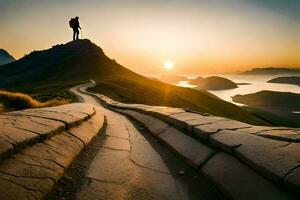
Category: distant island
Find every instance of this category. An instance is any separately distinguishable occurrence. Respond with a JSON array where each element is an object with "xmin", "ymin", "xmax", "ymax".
[
  {"xmin": 190, "ymin": 76, "xmax": 238, "ymax": 90},
  {"xmin": 268, "ymin": 76, "xmax": 300, "ymax": 86},
  {"xmin": 0, "ymin": 49, "xmax": 15, "ymax": 65},
  {"xmin": 233, "ymin": 90, "xmax": 300, "ymax": 109},
  {"xmin": 241, "ymin": 67, "xmax": 300, "ymax": 75},
  {"xmin": 232, "ymin": 90, "xmax": 300, "ymax": 127}
]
